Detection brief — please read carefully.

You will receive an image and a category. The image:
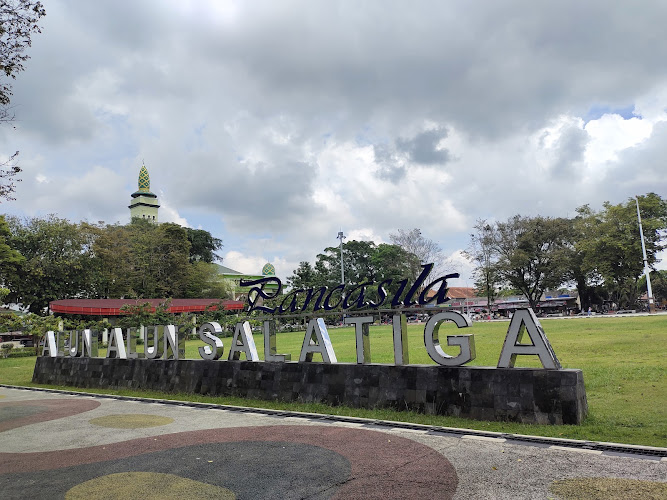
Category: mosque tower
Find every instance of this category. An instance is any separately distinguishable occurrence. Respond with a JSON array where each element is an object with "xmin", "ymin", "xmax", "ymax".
[{"xmin": 128, "ymin": 164, "xmax": 160, "ymax": 222}]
